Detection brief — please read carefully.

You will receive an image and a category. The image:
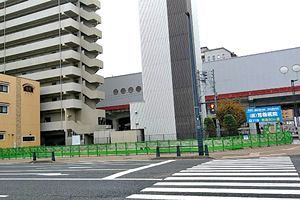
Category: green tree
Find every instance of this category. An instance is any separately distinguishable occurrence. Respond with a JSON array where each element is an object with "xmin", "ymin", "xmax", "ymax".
[
  {"xmin": 223, "ymin": 114, "xmax": 238, "ymax": 136},
  {"xmin": 216, "ymin": 99, "xmax": 246, "ymax": 128},
  {"xmin": 204, "ymin": 117, "xmax": 216, "ymax": 138}
]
